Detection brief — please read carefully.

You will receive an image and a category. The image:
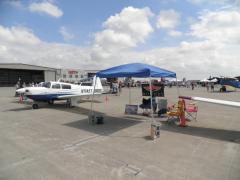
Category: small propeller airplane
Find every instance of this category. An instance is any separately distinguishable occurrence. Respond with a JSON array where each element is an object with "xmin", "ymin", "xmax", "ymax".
[{"xmin": 16, "ymin": 76, "xmax": 103, "ymax": 109}]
